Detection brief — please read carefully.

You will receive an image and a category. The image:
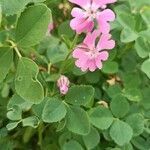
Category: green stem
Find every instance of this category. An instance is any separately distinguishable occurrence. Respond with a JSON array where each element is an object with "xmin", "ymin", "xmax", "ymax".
[
  {"xmin": 7, "ymin": 40, "xmax": 22, "ymax": 58},
  {"xmin": 38, "ymin": 122, "xmax": 44, "ymax": 149},
  {"xmin": 59, "ymin": 34, "xmax": 79, "ymax": 74}
]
